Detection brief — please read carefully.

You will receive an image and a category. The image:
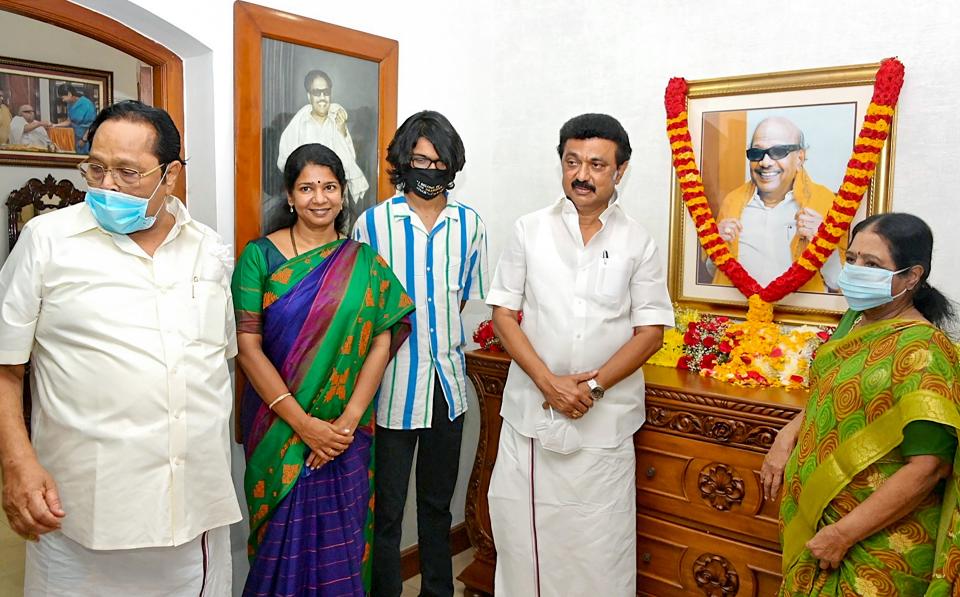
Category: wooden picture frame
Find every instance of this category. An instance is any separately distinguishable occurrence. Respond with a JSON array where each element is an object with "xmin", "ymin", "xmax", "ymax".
[
  {"xmin": 0, "ymin": 56, "xmax": 112, "ymax": 166},
  {"xmin": 234, "ymin": 0, "xmax": 399, "ymax": 254},
  {"xmin": 668, "ymin": 62, "xmax": 896, "ymax": 324}
]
